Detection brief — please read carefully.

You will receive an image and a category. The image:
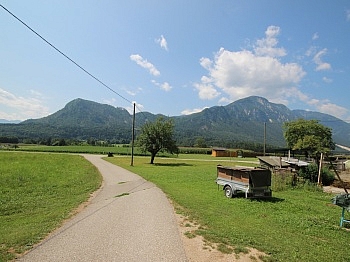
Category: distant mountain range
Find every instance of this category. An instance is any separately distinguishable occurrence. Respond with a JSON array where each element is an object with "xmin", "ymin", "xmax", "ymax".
[
  {"xmin": 1, "ymin": 96, "xmax": 349, "ymax": 148},
  {"xmin": 0, "ymin": 119, "xmax": 20, "ymax": 124}
]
